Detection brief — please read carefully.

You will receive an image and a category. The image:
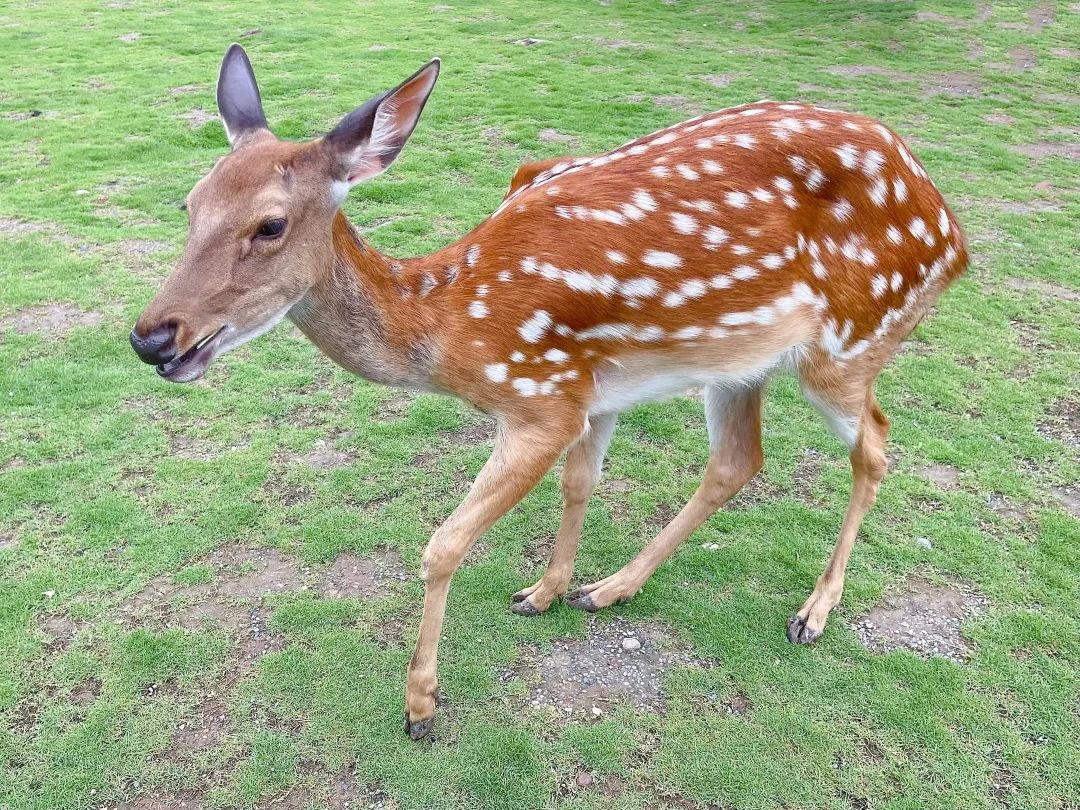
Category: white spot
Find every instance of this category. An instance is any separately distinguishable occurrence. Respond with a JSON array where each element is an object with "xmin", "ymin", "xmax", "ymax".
[
  {"xmin": 760, "ymin": 253, "xmax": 784, "ymax": 270},
  {"xmin": 805, "ymin": 168, "xmax": 826, "ymax": 191},
  {"xmin": 774, "ymin": 177, "xmax": 794, "ymax": 192},
  {"xmin": 511, "ymin": 351, "xmax": 525, "ymax": 363},
  {"xmin": 890, "ymin": 271, "xmax": 903, "ymax": 292},
  {"xmin": 519, "ymin": 310, "xmax": 552, "ymax": 343},
  {"xmin": 476, "ymin": 284, "xmax": 489, "ymax": 297},
  {"xmin": 619, "ymin": 277, "xmax": 660, "ymax": 298},
  {"xmin": 833, "ymin": 143, "xmax": 859, "ymax": 169},
  {"xmin": 710, "ymin": 274, "xmax": 733, "ymax": 289},
  {"xmin": 498, "ymin": 270, "xmax": 513, "ymax": 282},
  {"xmin": 642, "ymin": 250, "xmax": 683, "ymax": 269},
  {"xmin": 652, "ymin": 131, "xmax": 677, "ymax": 146},
  {"xmin": 861, "ymin": 149, "xmax": 885, "ymax": 176},
  {"xmin": 620, "ymin": 203, "xmax": 646, "ymax": 221},
  {"xmin": 893, "ymin": 177, "xmax": 908, "ymax": 203},
  {"xmin": 871, "ymin": 275, "xmax": 887, "ymax": 298},
  {"xmin": 731, "ymin": 265, "xmax": 758, "ymax": 281},
  {"xmin": 485, "ymin": 363, "xmax": 508, "ymax": 382},
  {"xmin": 725, "ymin": 191, "xmax": 750, "ymax": 208},
  {"xmin": 649, "ymin": 165, "xmax": 671, "ymax": 178},
  {"xmin": 469, "ymin": 301, "xmax": 488, "ymax": 319},
  {"xmin": 734, "ymin": 134, "xmax": 757, "ymax": 149},
  {"xmin": 696, "ymin": 223, "xmax": 728, "ymax": 244},
  {"xmin": 938, "ymin": 207, "xmax": 950, "ymax": 236},
  {"xmin": 908, "ymin": 216, "xmax": 927, "ymax": 240},
  {"xmin": 512, "ymin": 378, "xmax": 538, "ymax": 397},
  {"xmin": 731, "ymin": 244, "xmax": 752, "ymax": 256},
  {"xmin": 831, "ymin": 198, "xmax": 854, "ymax": 221},
  {"xmin": 868, "ymin": 177, "xmax": 888, "ymax": 206},
  {"xmin": 788, "ymin": 155, "xmax": 808, "ymax": 174},
  {"xmin": 676, "ymin": 164, "xmax": 700, "ymax": 180},
  {"xmin": 632, "ymin": 189, "xmax": 658, "ymax": 212},
  {"xmin": 606, "ymin": 250, "xmax": 627, "ymax": 264},
  {"xmin": 811, "ymin": 259, "xmax": 827, "ymax": 279},
  {"xmin": 751, "ymin": 187, "xmax": 775, "ymax": 203},
  {"xmin": 466, "ymin": 245, "xmax": 481, "ymax": 267},
  {"xmin": 701, "ymin": 159, "xmax": 724, "ymax": 174},
  {"xmin": 886, "ymin": 224, "xmax": 903, "ymax": 245},
  {"xmin": 681, "ymin": 198, "xmax": 716, "ymax": 213},
  {"xmin": 544, "ymin": 348, "xmax": 570, "ymax": 363},
  {"xmin": 841, "ymin": 120, "xmax": 862, "ymax": 132},
  {"xmin": 674, "ymin": 326, "xmax": 703, "ymax": 340},
  {"xmin": 671, "ymin": 212, "xmax": 699, "ymax": 234}
]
